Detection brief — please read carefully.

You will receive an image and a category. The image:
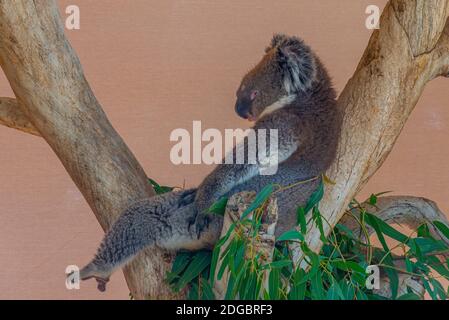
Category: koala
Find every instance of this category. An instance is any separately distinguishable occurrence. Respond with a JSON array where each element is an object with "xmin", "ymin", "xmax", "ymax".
[{"xmin": 77, "ymin": 34, "xmax": 341, "ymax": 291}]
